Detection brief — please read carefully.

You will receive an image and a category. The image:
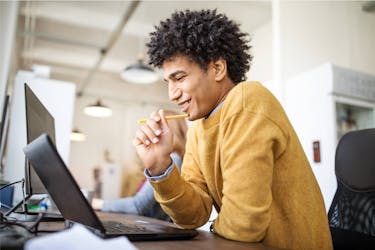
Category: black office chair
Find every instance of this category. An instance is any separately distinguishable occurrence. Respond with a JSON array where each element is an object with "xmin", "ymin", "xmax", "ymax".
[{"xmin": 328, "ymin": 129, "xmax": 375, "ymax": 249}]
